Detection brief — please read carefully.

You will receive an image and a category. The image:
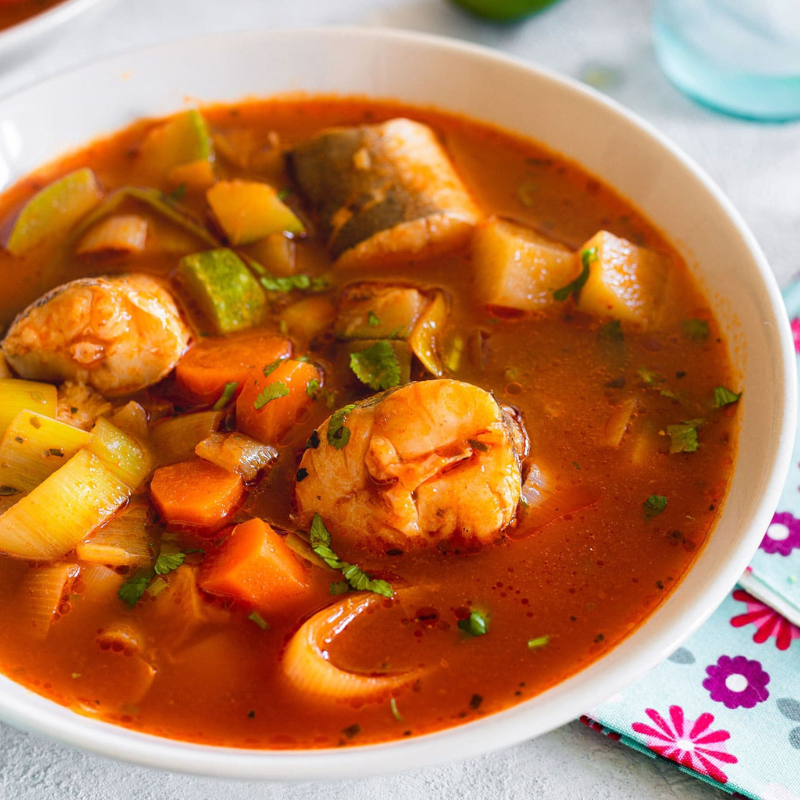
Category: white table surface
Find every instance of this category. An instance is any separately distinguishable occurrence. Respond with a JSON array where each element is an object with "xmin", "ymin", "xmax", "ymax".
[{"xmin": 1, "ymin": 0, "xmax": 796, "ymax": 797}]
